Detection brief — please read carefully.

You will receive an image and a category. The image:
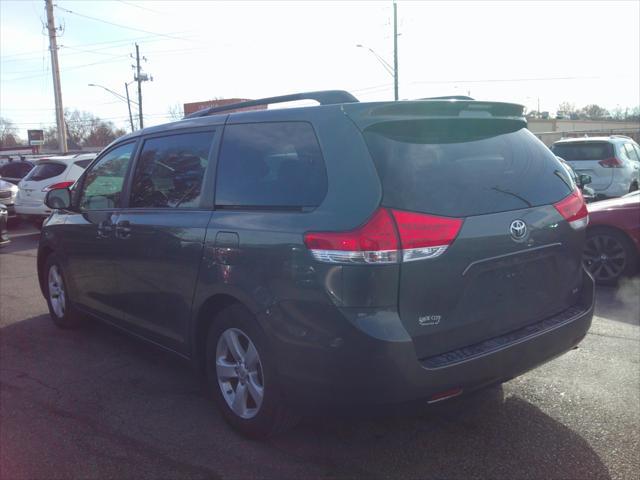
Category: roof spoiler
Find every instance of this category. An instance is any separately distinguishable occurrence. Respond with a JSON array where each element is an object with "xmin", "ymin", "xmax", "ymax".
[
  {"xmin": 184, "ymin": 90, "xmax": 359, "ymax": 119},
  {"xmin": 419, "ymin": 95, "xmax": 475, "ymax": 100}
]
